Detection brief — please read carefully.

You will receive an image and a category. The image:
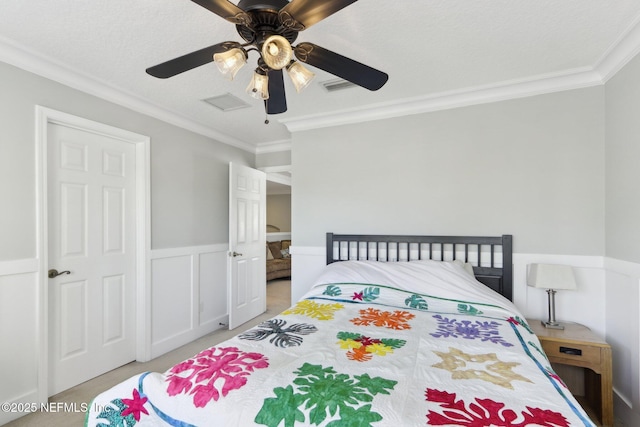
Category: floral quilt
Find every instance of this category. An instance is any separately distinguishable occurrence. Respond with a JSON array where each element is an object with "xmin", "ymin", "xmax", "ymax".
[{"xmin": 85, "ymin": 260, "xmax": 596, "ymax": 426}]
